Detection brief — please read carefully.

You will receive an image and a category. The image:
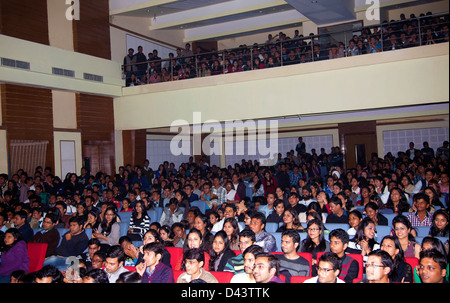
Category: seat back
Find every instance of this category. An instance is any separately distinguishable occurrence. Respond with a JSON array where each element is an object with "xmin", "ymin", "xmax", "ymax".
[
  {"xmin": 27, "ymin": 243, "xmax": 48, "ymax": 273},
  {"xmin": 415, "ymin": 226, "xmax": 430, "ymax": 237},
  {"xmin": 291, "ymin": 276, "xmax": 309, "ymax": 283},
  {"xmin": 210, "ymin": 271, "xmax": 235, "ymax": 283},
  {"xmin": 118, "ymin": 211, "xmax": 133, "ymax": 224},
  {"xmin": 165, "ymin": 247, "xmax": 184, "ymax": 270},
  {"xmin": 173, "ymin": 269, "xmax": 184, "ymax": 282},
  {"xmin": 190, "ymin": 200, "xmax": 206, "ymax": 214},
  {"xmin": 265, "ymin": 222, "xmax": 279, "ymax": 233}
]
